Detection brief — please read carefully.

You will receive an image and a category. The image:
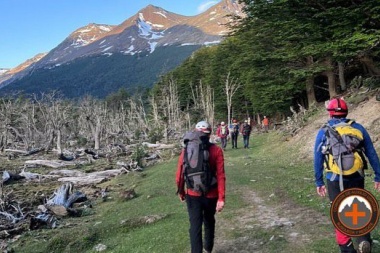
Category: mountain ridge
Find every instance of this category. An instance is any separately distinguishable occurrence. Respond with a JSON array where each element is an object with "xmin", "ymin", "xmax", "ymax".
[{"xmin": 0, "ymin": 0, "xmax": 244, "ymax": 97}]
